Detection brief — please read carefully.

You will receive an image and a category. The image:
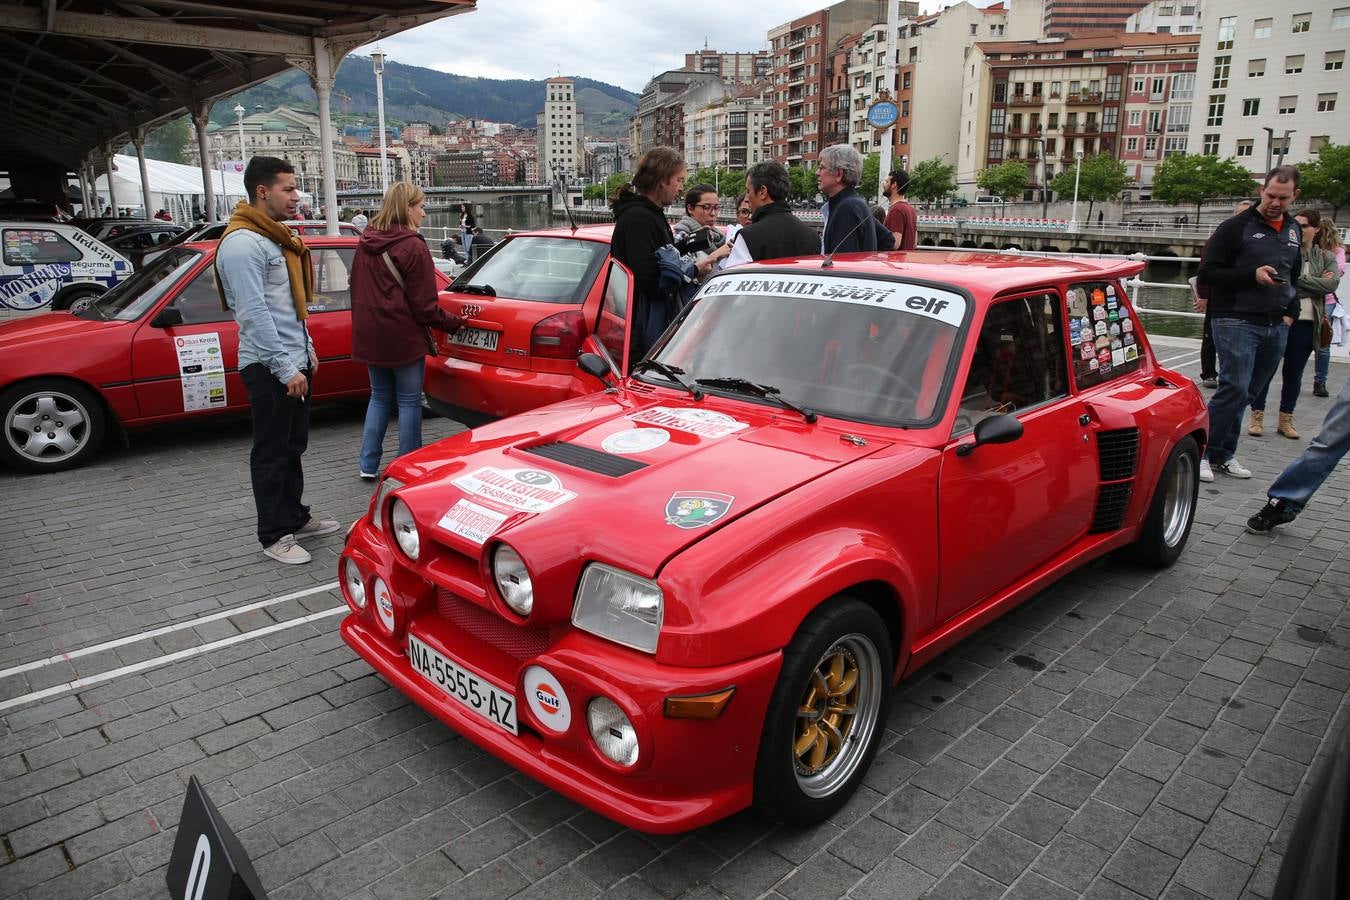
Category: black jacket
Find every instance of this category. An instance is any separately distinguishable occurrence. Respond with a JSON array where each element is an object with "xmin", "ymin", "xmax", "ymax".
[
  {"xmin": 822, "ymin": 187, "xmax": 878, "ymax": 254},
  {"xmin": 611, "ymin": 192, "xmax": 677, "ymax": 360},
  {"xmin": 738, "ymin": 201, "xmax": 820, "ymax": 262},
  {"xmin": 1197, "ymin": 206, "xmax": 1302, "ymax": 324}
]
